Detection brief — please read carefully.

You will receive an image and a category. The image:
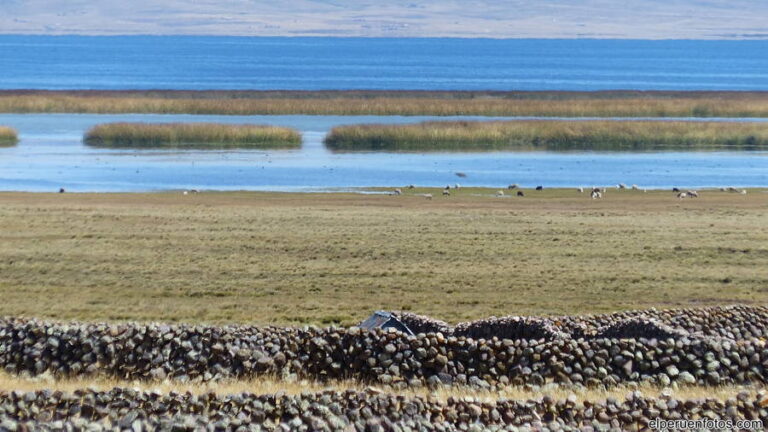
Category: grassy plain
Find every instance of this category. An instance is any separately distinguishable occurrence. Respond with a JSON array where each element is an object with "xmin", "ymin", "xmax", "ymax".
[
  {"xmin": 84, "ymin": 122, "xmax": 301, "ymax": 149},
  {"xmin": 0, "ymin": 126, "xmax": 17, "ymax": 146},
  {"xmin": 325, "ymin": 120, "xmax": 768, "ymax": 151},
  {"xmin": 3, "ymin": 90, "xmax": 768, "ymax": 117},
  {"xmin": 0, "ymin": 189, "xmax": 766, "ymax": 326}
]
